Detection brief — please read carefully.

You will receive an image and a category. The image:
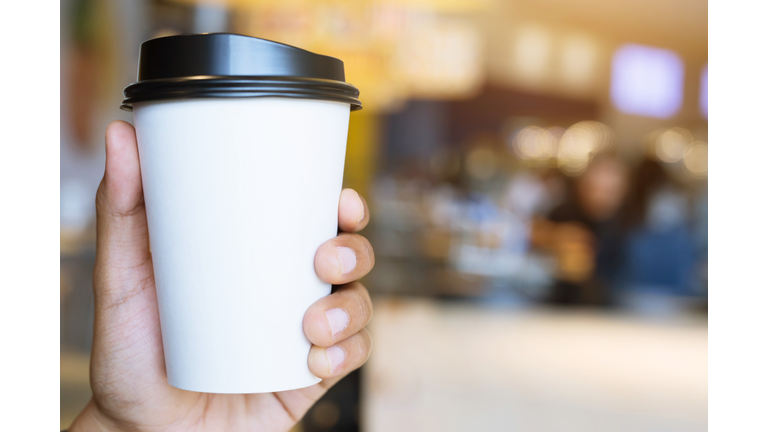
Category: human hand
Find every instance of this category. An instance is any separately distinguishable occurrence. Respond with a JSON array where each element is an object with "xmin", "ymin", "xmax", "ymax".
[{"xmin": 70, "ymin": 121, "xmax": 375, "ymax": 431}]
